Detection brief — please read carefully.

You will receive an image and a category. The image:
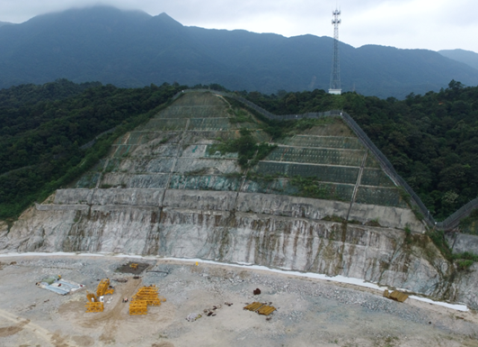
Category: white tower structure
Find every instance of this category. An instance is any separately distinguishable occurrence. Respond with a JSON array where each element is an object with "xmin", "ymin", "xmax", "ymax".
[{"xmin": 329, "ymin": 8, "xmax": 342, "ymax": 95}]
